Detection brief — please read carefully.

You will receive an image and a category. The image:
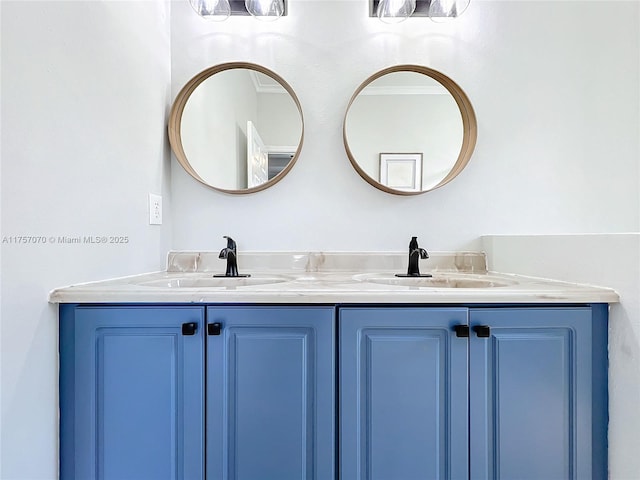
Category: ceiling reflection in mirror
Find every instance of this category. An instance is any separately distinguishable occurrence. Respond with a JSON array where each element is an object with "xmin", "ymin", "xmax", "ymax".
[
  {"xmin": 169, "ymin": 63, "xmax": 303, "ymax": 193},
  {"xmin": 343, "ymin": 66, "xmax": 477, "ymax": 195}
]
